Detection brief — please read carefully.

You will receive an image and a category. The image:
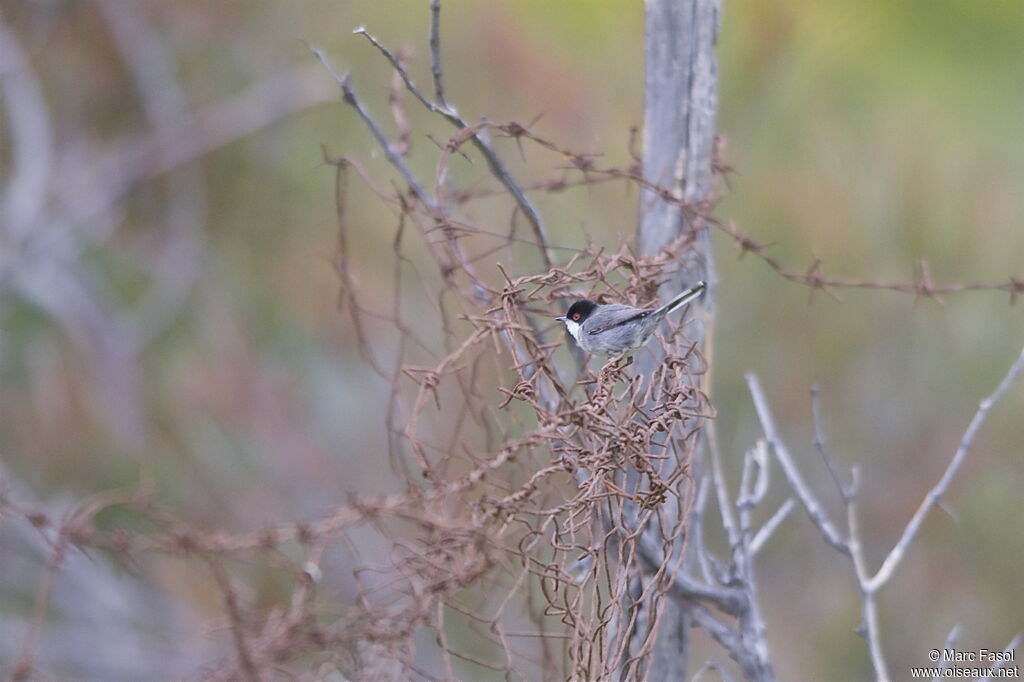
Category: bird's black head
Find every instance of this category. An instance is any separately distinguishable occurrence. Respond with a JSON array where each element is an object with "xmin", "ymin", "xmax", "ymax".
[{"xmin": 561, "ymin": 299, "xmax": 598, "ymax": 323}]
